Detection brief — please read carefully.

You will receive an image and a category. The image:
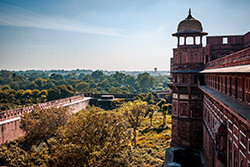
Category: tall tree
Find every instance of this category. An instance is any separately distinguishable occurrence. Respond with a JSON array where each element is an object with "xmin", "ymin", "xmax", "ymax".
[
  {"xmin": 75, "ymin": 81, "xmax": 89, "ymax": 92},
  {"xmin": 49, "ymin": 73, "xmax": 64, "ymax": 80},
  {"xmin": 120, "ymin": 100, "xmax": 148, "ymax": 148},
  {"xmin": 113, "ymin": 71, "xmax": 126, "ymax": 84},
  {"xmin": 146, "ymin": 104, "xmax": 158, "ymax": 127},
  {"xmin": 156, "ymin": 99, "xmax": 166, "ymax": 126},
  {"xmin": 136, "ymin": 73, "xmax": 154, "ymax": 93},
  {"xmin": 91, "ymin": 70, "xmax": 104, "ymax": 80},
  {"xmin": 47, "ymin": 85, "xmax": 75, "ymax": 101},
  {"xmin": 162, "ymin": 103, "xmax": 172, "ymax": 126},
  {"xmin": 54, "ymin": 107, "xmax": 132, "ymax": 166},
  {"xmin": 20, "ymin": 107, "xmax": 69, "ymax": 151}
]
